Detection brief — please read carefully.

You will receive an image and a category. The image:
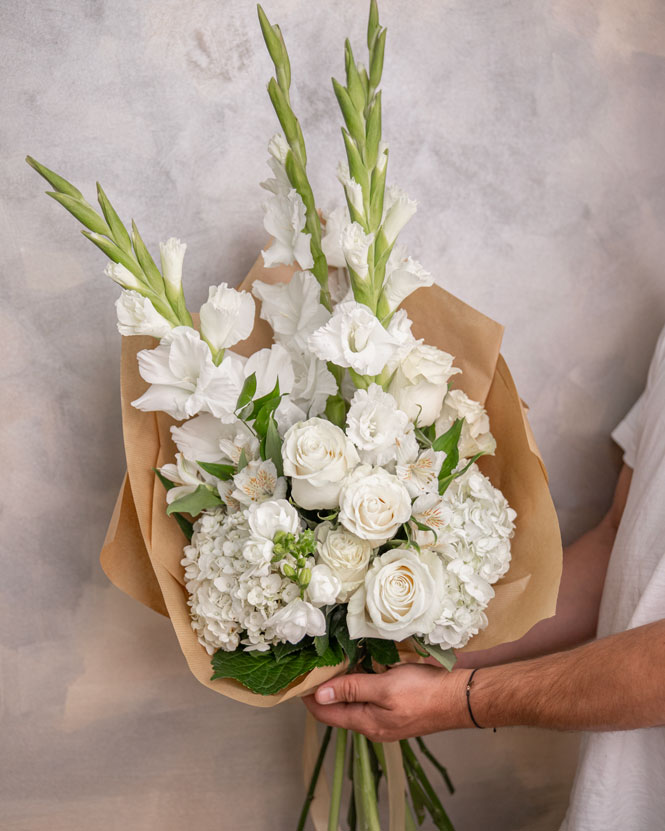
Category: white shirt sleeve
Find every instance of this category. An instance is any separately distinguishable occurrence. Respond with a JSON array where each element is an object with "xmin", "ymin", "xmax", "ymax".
[{"xmin": 611, "ymin": 326, "xmax": 665, "ymax": 469}]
